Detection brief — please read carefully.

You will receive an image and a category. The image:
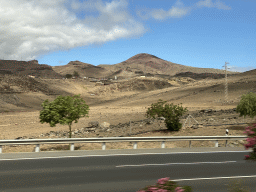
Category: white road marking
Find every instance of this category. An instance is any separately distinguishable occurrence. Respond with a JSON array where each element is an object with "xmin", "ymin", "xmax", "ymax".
[
  {"xmin": 116, "ymin": 161, "xmax": 237, "ymax": 167},
  {"xmin": 0, "ymin": 150, "xmax": 252, "ymax": 161}
]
